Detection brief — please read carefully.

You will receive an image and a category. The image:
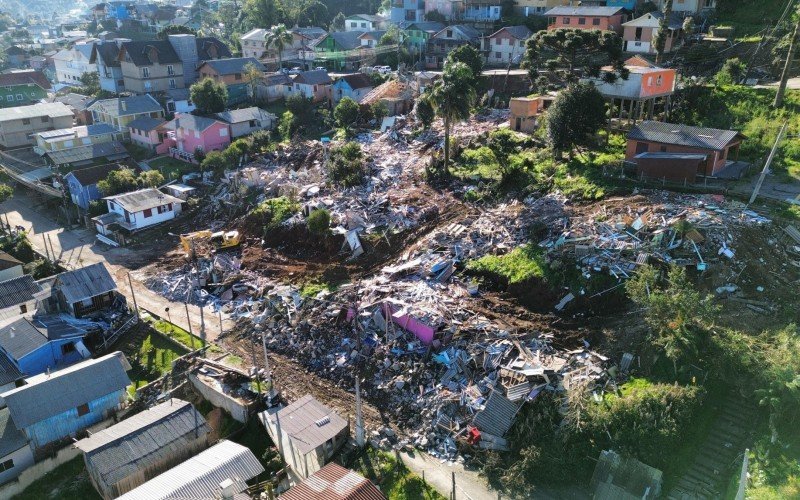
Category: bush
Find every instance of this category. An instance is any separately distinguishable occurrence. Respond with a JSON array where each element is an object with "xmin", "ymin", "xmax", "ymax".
[
  {"xmin": 201, "ymin": 151, "xmax": 227, "ymax": 177},
  {"xmin": 415, "ymin": 96, "xmax": 434, "ymax": 129},
  {"xmin": 25, "ymin": 258, "xmax": 58, "ymax": 279},
  {"xmin": 224, "ymin": 139, "xmax": 251, "ymax": 166},
  {"xmin": 87, "ymin": 200, "xmax": 107, "ymax": 217},
  {"xmin": 251, "ymin": 196, "xmax": 299, "ymax": 233},
  {"xmin": 250, "ymin": 130, "xmax": 272, "ymax": 152},
  {"xmin": 328, "ymin": 142, "xmax": 367, "ymax": 187},
  {"xmin": 307, "ymin": 208, "xmax": 331, "ymax": 235},
  {"xmin": 11, "ymin": 236, "xmax": 34, "ymax": 262},
  {"xmin": 467, "ymin": 245, "xmax": 548, "ymax": 285},
  {"xmin": 334, "ymin": 97, "xmax": 360, "ymax": 131},
  {"xmin": 278, "ymin": 111, "xmax": 298, "ymax": 141},
  {"xmin": 285, "ymin": 94, "xmax": 314, "ymax": 123},
  {"xmin": 370, "ymin": 101, "xmax": 388, "ymax": 126}
]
